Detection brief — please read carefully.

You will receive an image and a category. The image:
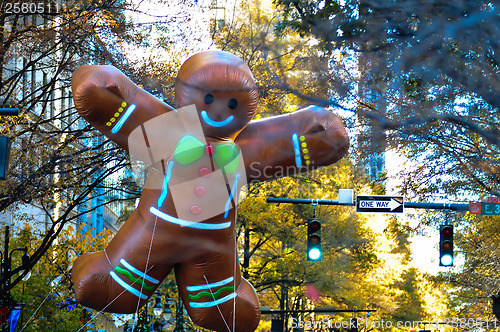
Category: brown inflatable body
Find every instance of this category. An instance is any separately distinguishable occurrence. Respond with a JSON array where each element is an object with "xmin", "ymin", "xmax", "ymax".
[{"xmin": 71, "ymin": 50, "xmax": 349, "ymax": 331}]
